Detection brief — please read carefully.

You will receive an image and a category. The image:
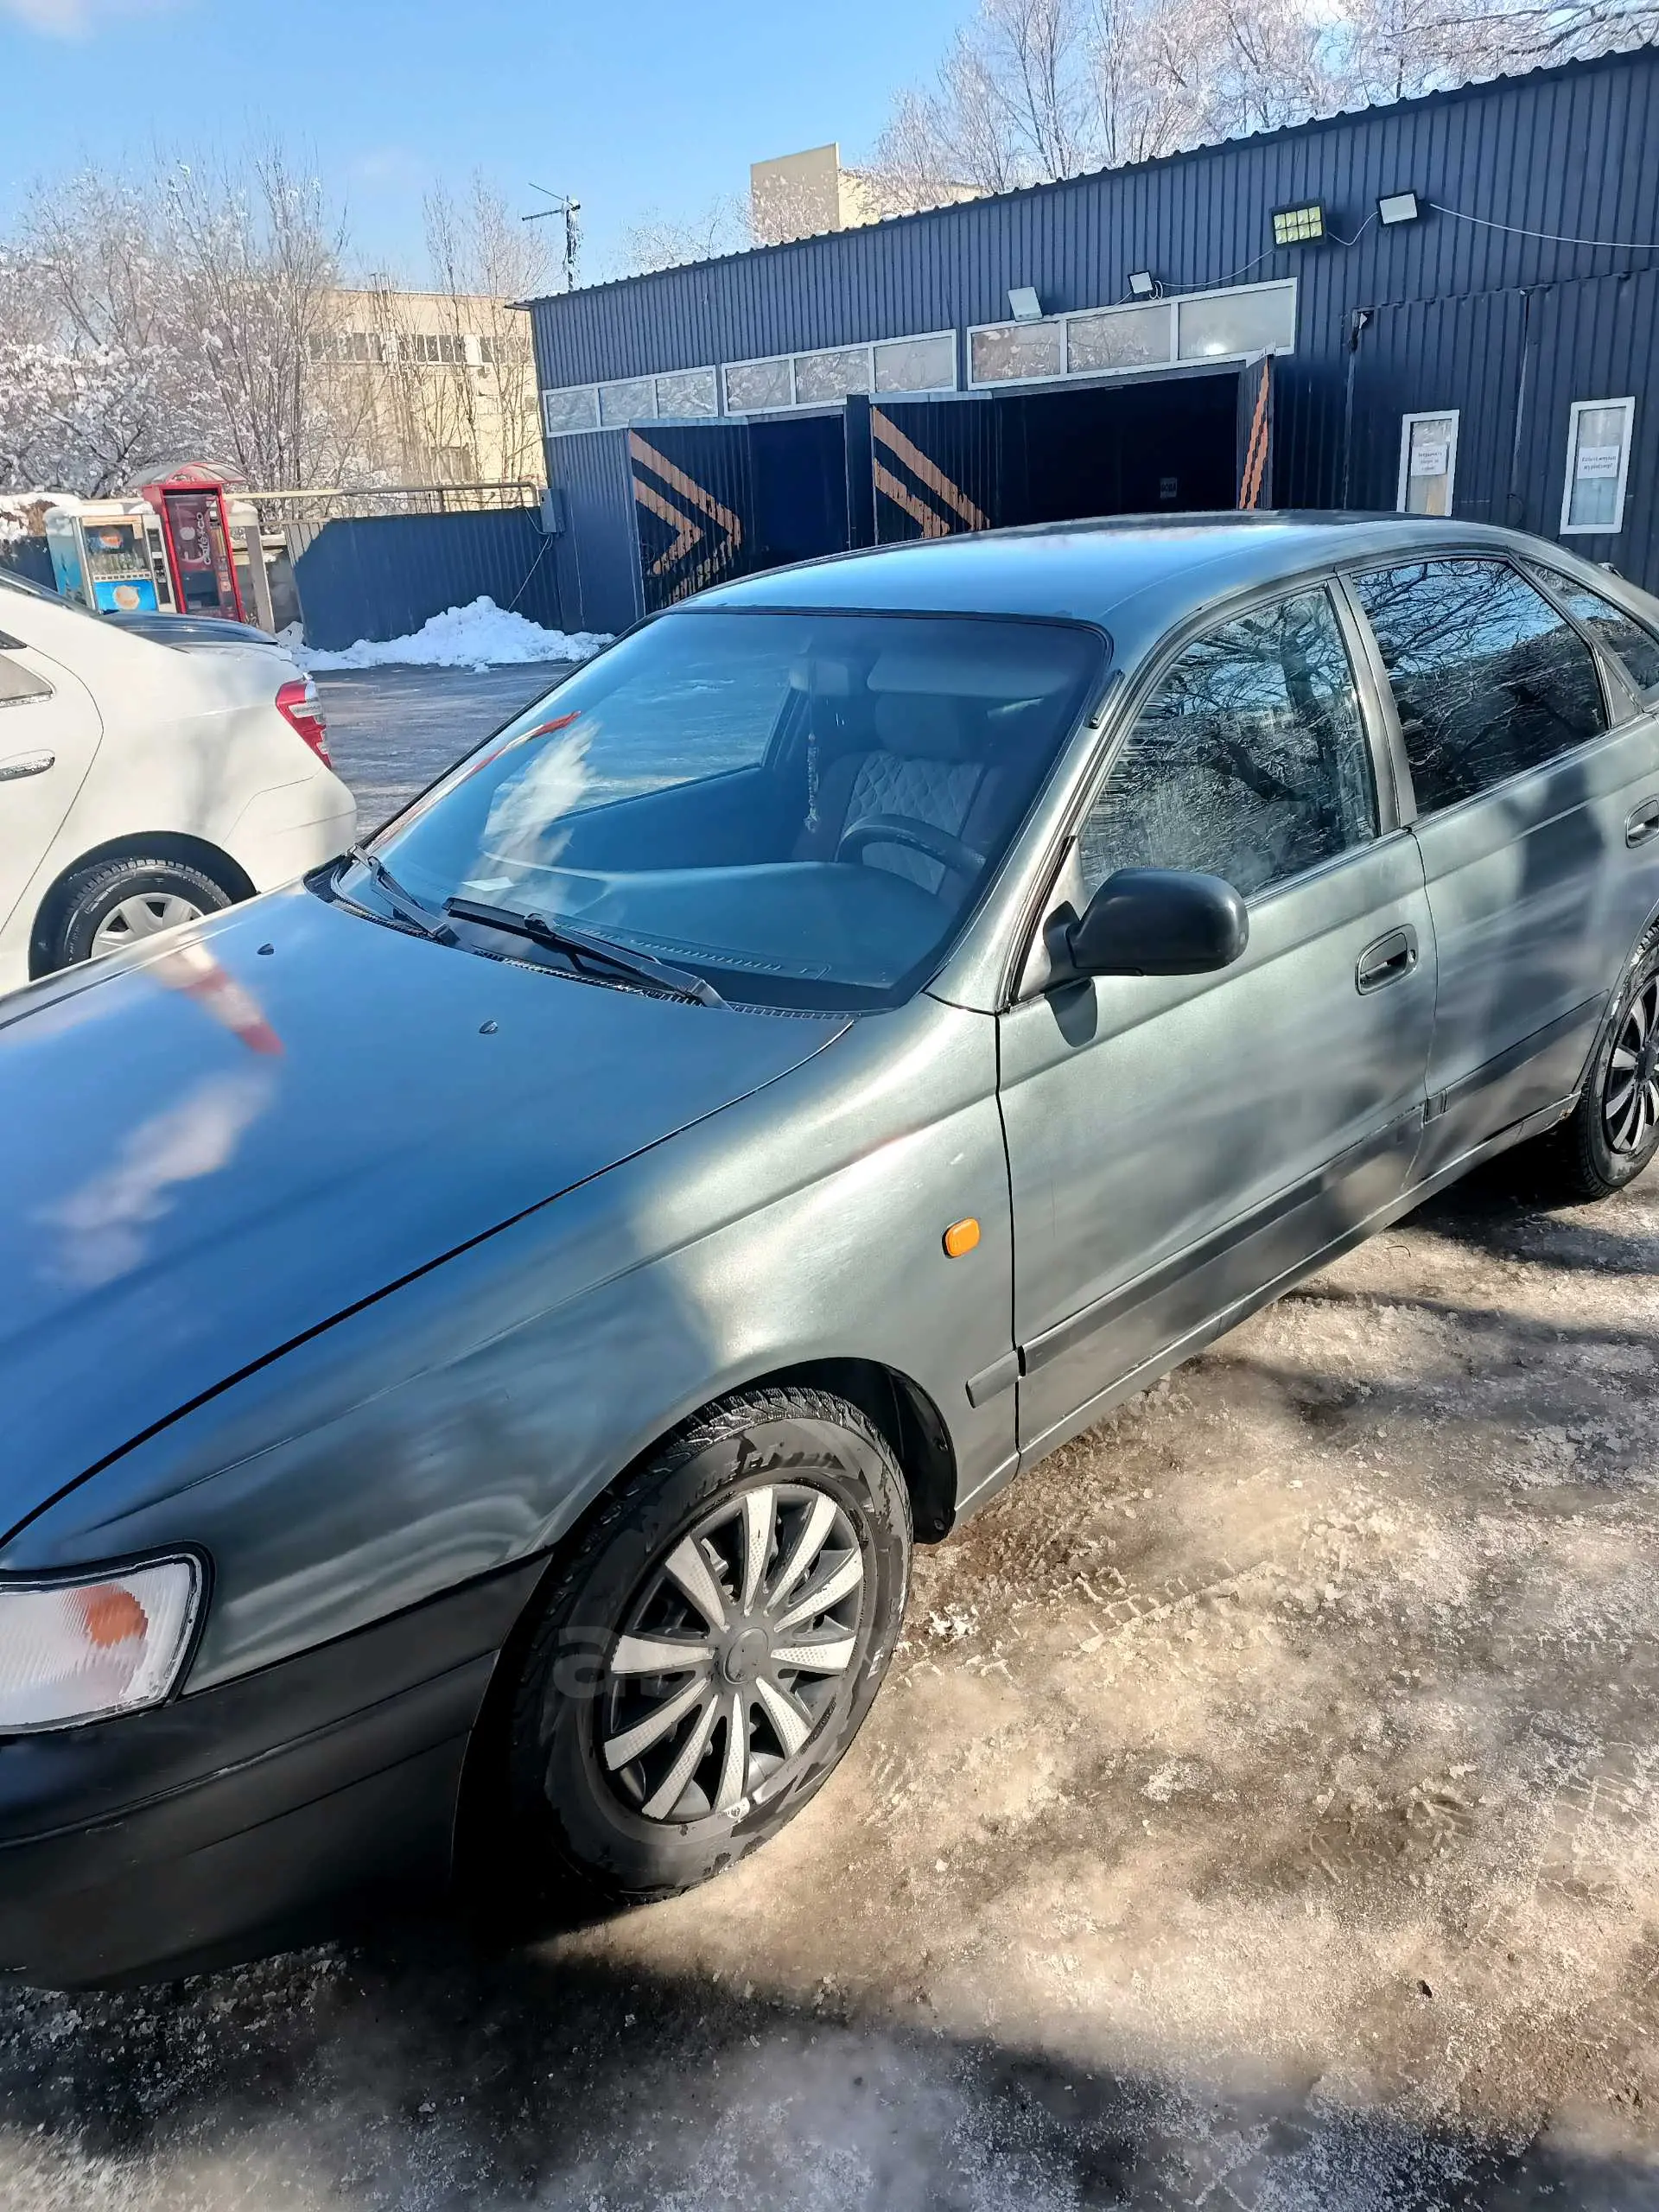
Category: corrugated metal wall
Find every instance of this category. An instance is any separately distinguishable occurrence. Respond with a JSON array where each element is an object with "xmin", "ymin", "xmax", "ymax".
[
  {"xmin": 289, "ymin": 509, "xmax": 562, "ymax": 652},
  {"xmin": 547, "ymin": 429, "xmax": 643, "ymax": 636},
  {"xmin": 531, "ymin": 48, "xmax": 1659, "ymax": 591}
]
